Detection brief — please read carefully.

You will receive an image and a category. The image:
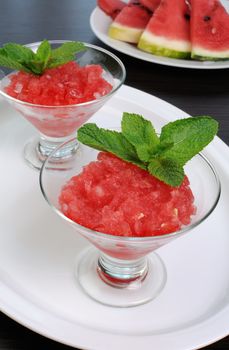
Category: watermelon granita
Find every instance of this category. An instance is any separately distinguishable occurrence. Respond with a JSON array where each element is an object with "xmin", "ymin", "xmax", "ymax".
[
  {"xmin": 3, "ymin": 61, "xmax": 113, "ymax": 137},
  {"xmin": 59, "ymin": 152, "xmax": 196, "ymax": 237},
  {"xmin": 138, "ymin": 0, "xmax": 191, "ymax": 59},
  {"xmin": 4, "ymin": 61, "xmax": 113, "ymax": 106}
]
